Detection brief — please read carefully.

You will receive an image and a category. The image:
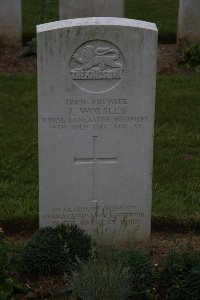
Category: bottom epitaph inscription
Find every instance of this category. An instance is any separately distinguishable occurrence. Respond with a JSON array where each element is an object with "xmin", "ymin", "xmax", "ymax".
[{"xmin": 43, "ymin": 205, "xmax": 145, "ymax": 228}]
